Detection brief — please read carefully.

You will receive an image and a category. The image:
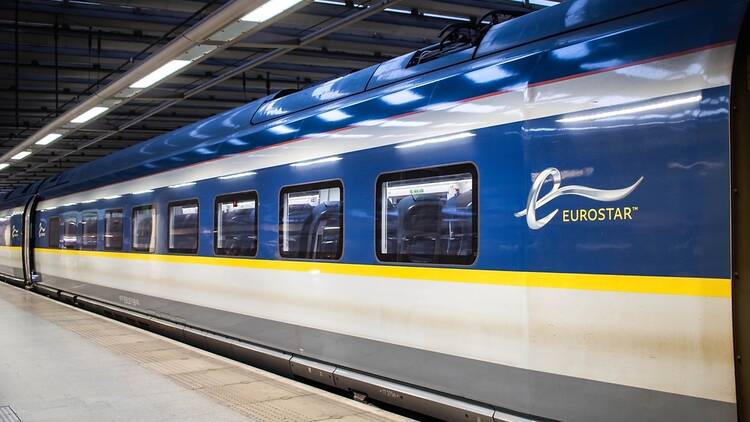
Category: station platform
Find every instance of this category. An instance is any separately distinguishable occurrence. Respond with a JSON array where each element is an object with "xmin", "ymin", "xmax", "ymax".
[{"xmin": 0, "ymin": 283, "xmax": 410, "ymax": 422}]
